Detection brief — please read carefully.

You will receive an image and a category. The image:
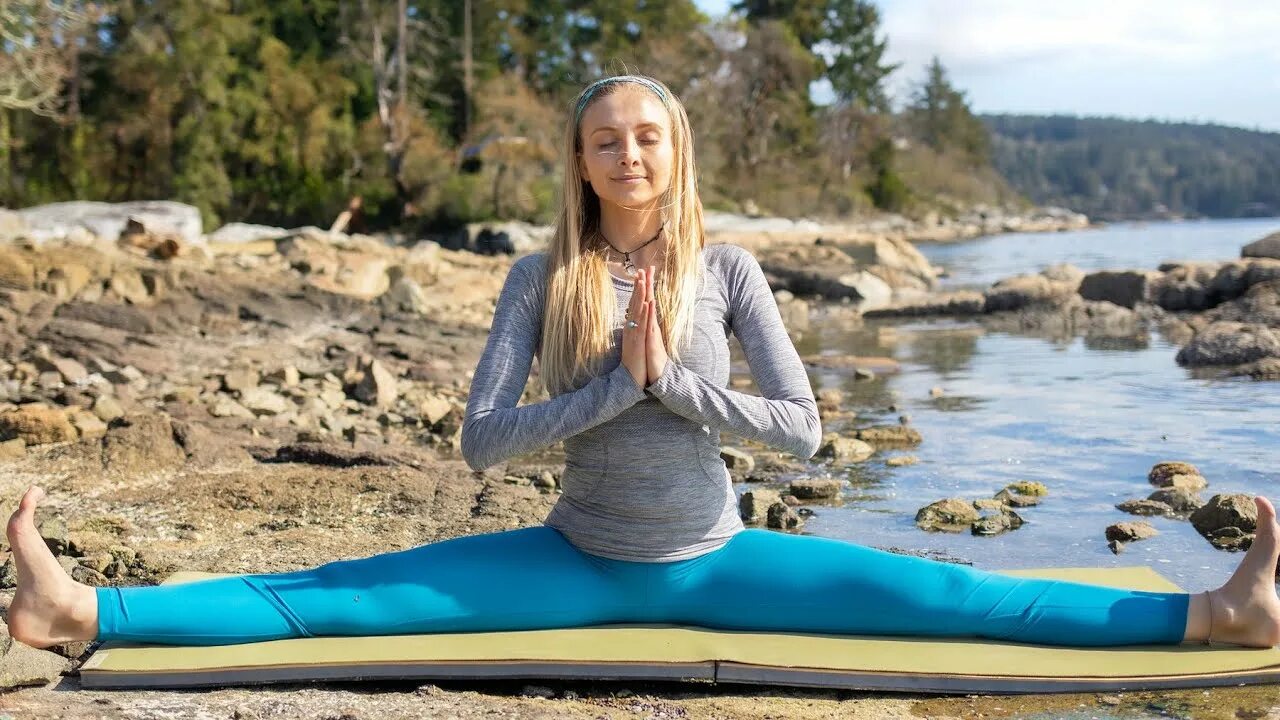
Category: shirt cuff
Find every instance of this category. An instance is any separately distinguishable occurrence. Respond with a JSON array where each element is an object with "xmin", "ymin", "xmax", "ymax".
[{"xmin": 644, "ymin": 358, "xmax": 681, "ymax": 398}]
